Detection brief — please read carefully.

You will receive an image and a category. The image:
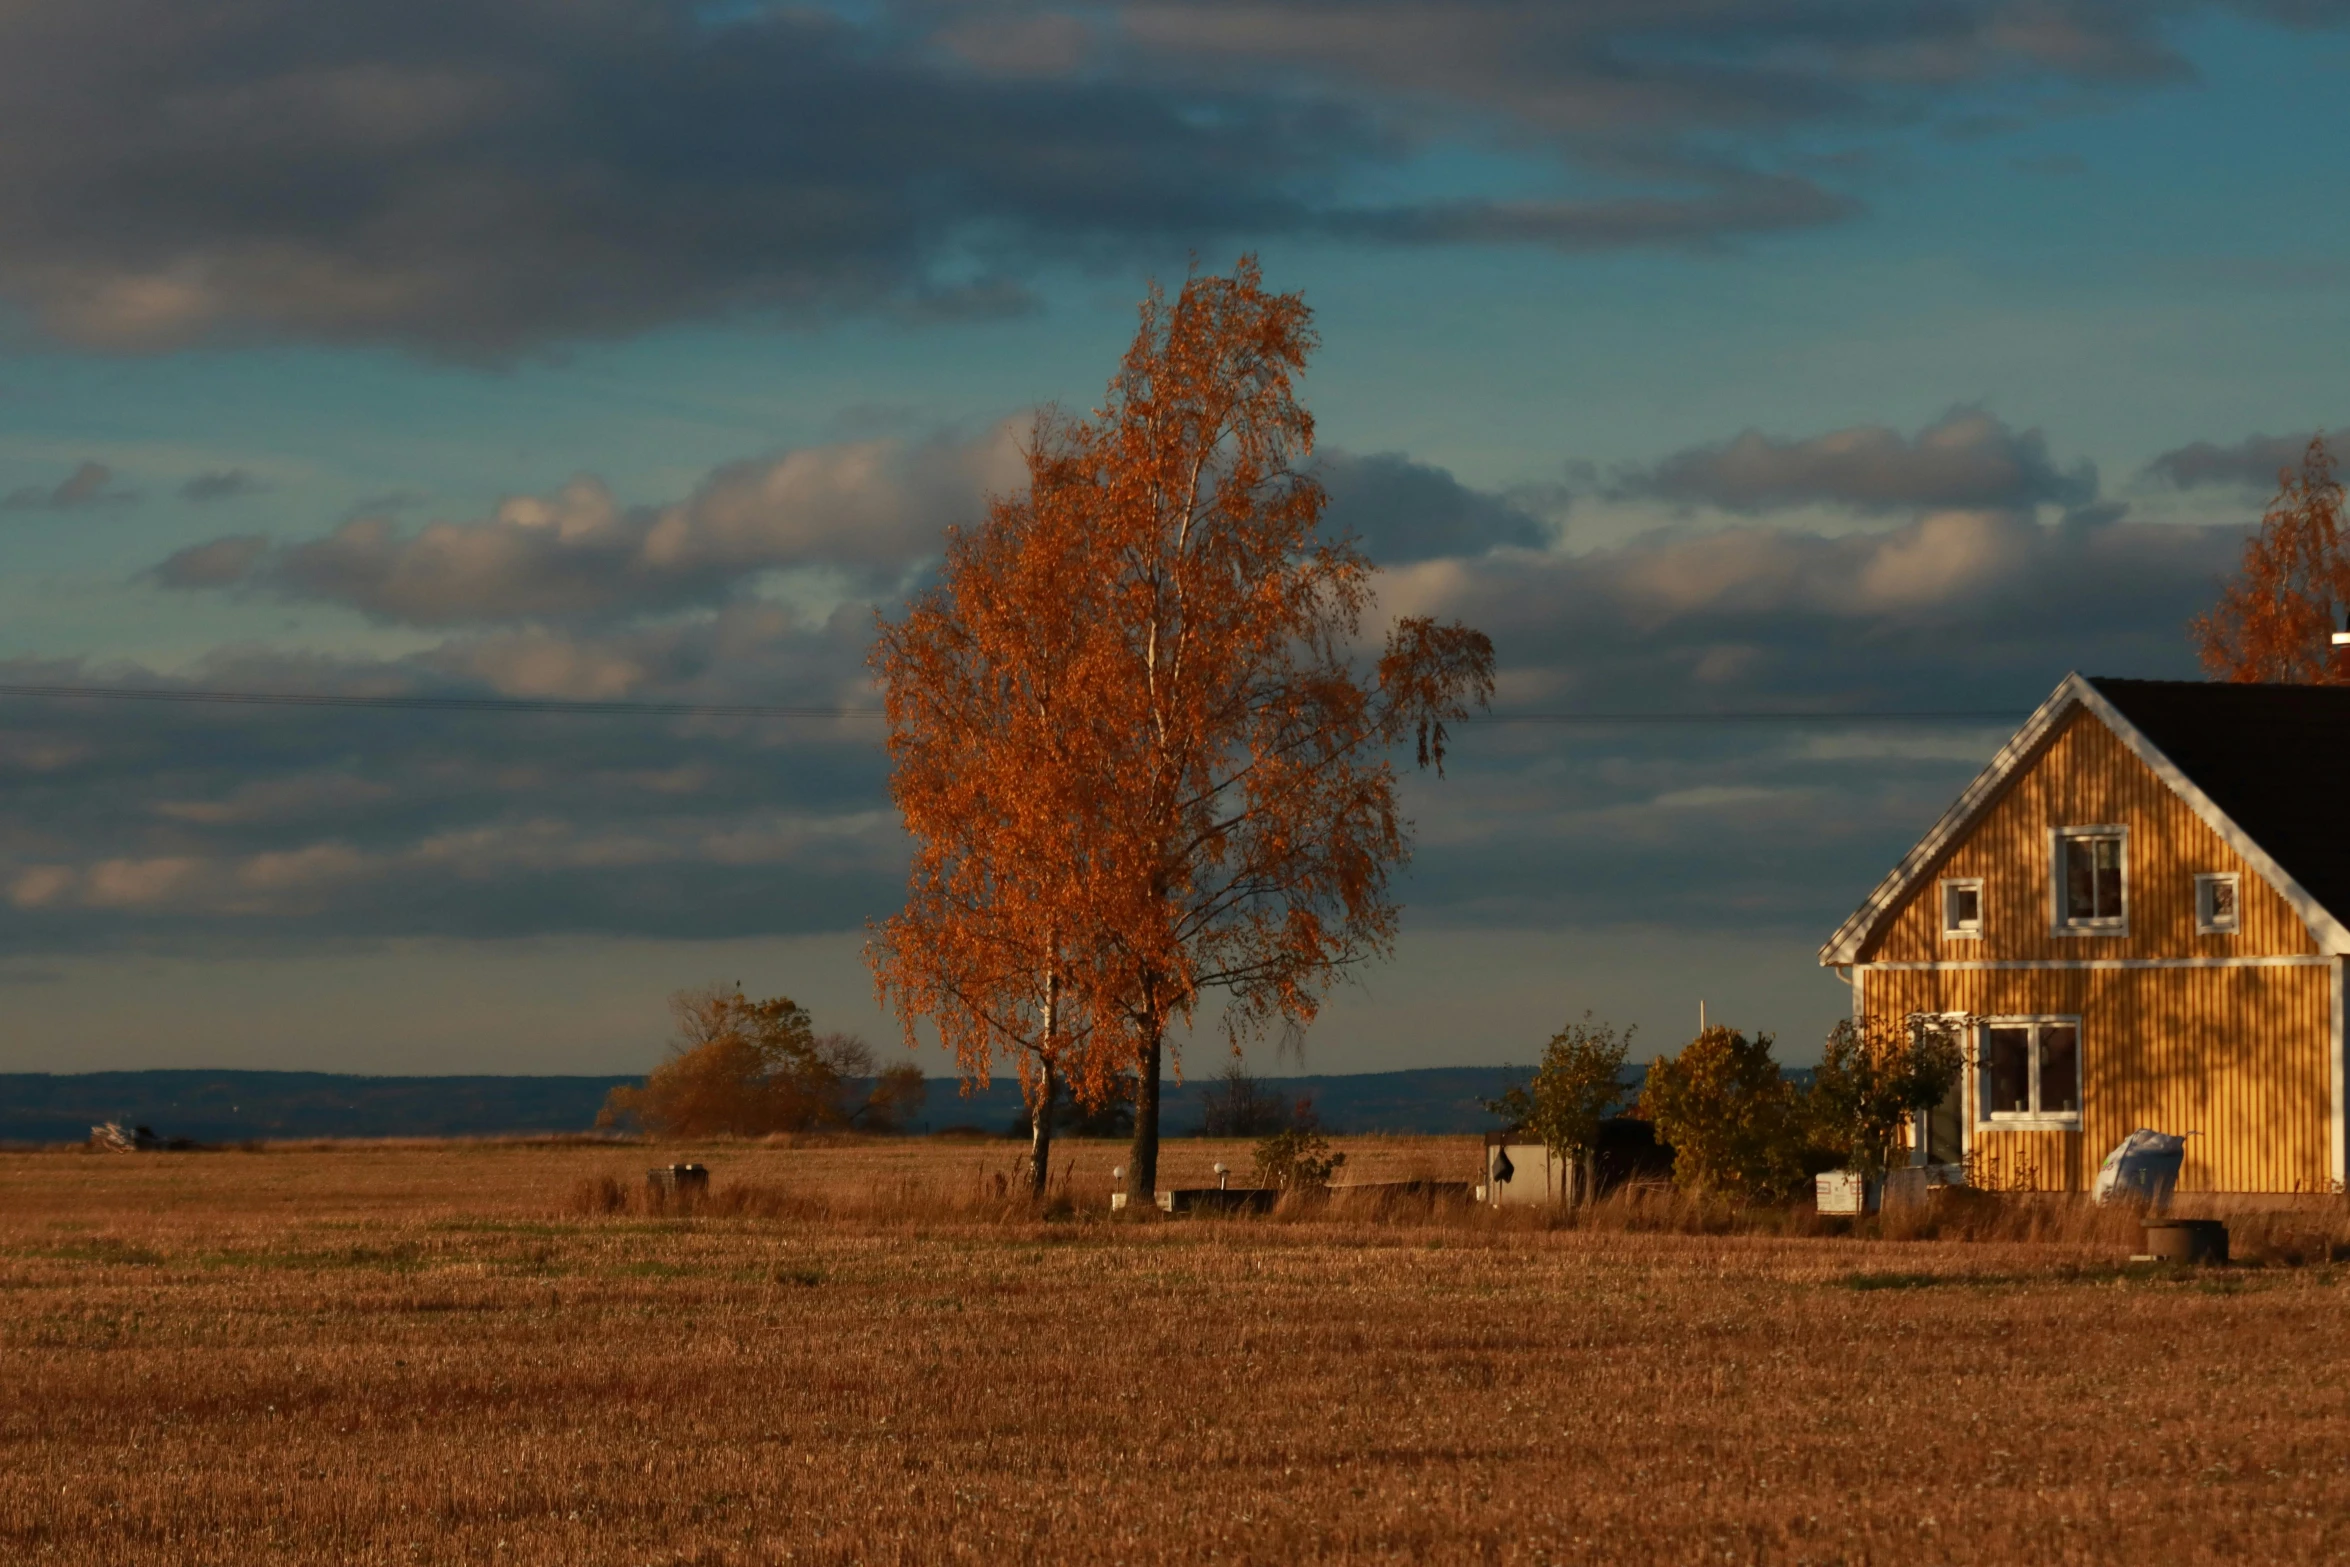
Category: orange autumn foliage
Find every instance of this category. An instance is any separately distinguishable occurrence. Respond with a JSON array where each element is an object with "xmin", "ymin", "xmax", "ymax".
[
  {"xmin": 2192, "ymin": 434, "xmax": 2349, "ymax": 684},
  {"xmin": 869, "ymin": 259, "xmax": 1494, "ymax": 1196},
  {"xmin": 865, "ymin": 417, "xmax": 1117, "ymax": 1191}
]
